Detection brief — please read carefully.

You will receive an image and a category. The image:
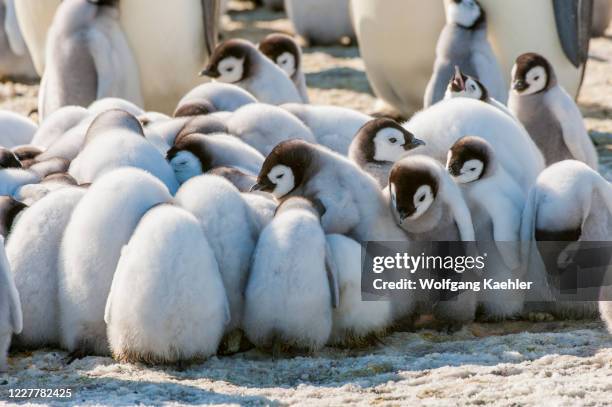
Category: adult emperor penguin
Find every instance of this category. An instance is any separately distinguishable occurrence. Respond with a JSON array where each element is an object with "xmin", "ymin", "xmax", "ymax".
[
  {"xmin": 446, "ymin": 136, "xmax": 526, "ymax": 320},
  {"xmin": 444, "ymin": 66, "xmax": 514, "ymax": 118},
  {"xmin": 0, "ymin": 237, "xmax": 21, "ymax": 372},
  {"xmin": 521, "ymin": 160, "xmax": 612, "ymax": 319},
  {"xmin": 175, "ymin": 175, "xmax": 258, "ymax": 352},
  {"xmin": 200, "ymin": 39, "xmax": 303, "ymax": 105},
  {"xmin": 59, "ymin": 168, "xmax": 172, "ymax": 357},
  {"xmin": 39, "ymin": 0, "xmax": 143, "ymax": 120},
  {"xmin": 351, "ymin": 0, "xmax": 593, "ymax": 116},
  {"xmin": 258, "ymin": 34, "xmax": 309, "ymax": 103},
  {"xmin": 251, "ymin": 139, "xmax": 408, "ymax": 242},
  {"xmin": 283, "ymin": 103, "xmax": 373, "ymax": 155},
  {"xmin": 105, "ymin": 204, "xmax": 229, "ymax": 364},
  {"xmin": 285, "ymin": 0, "xmax": 355, "ymax": 46},
  {"xmin": 348, "ymin": 118, "xmax": 425, "ymax": 187},
  {"xmin": 243, "ymin": 197, "xmax": 338, "ymax": 353},
  {"xmin": 7, "ymin": 187, "xmax": 85, "ymax": 350},
  {"xmin": 508, "ymin": 52, "xmax": 598, "ymax": 170},
  {"xmin": 15, "ymin": 0, "xmax": 221, "ymax": 114},
  {"xmin": 0, "ymin": 0, "xmax": 36, "ymax": 80},
  {"xmin": 424, "ymin": 0, "xmax": 506, "ymax": 108}
]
